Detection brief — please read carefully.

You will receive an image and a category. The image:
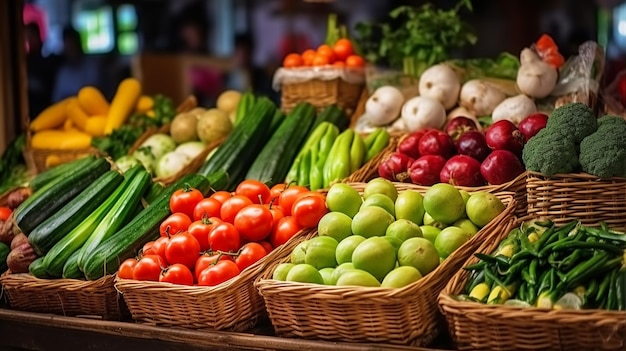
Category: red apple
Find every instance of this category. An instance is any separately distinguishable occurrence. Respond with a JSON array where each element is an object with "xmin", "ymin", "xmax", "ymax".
[
  {"xmin": 418, "ymin": 130, "xmax": 456, "ymax": 159},
  {"xmin": 440, "ymin": 155, "xmax": 486, "ymax": 187},
  {"xmin": 408, "ymin": 155, "xmax": 447, "ymax": 186},
  {"xmin": 378, "ymin": 152, "xmax": 414, "ymax": 182},
  {"xmin": 397, "ymin": 130, "xmax": 426, "ymax": 159},
  {"xmin": 480, "ymin": 150, "xmax": 525, "ymax": 185},
  {"xmin": 518, "ymin": 113, "xmax": 548, "ymax": 141},
  {"xmin": 445, "ymin": 116, "xmax": 480, "ymax": 141},
  {"xmin": 485, "ymin": 120, "xmax": 526, "ymax": 157},
  {"xmin": 455, "ymin": 130, "xmax": 491, "ymax": 162}
]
